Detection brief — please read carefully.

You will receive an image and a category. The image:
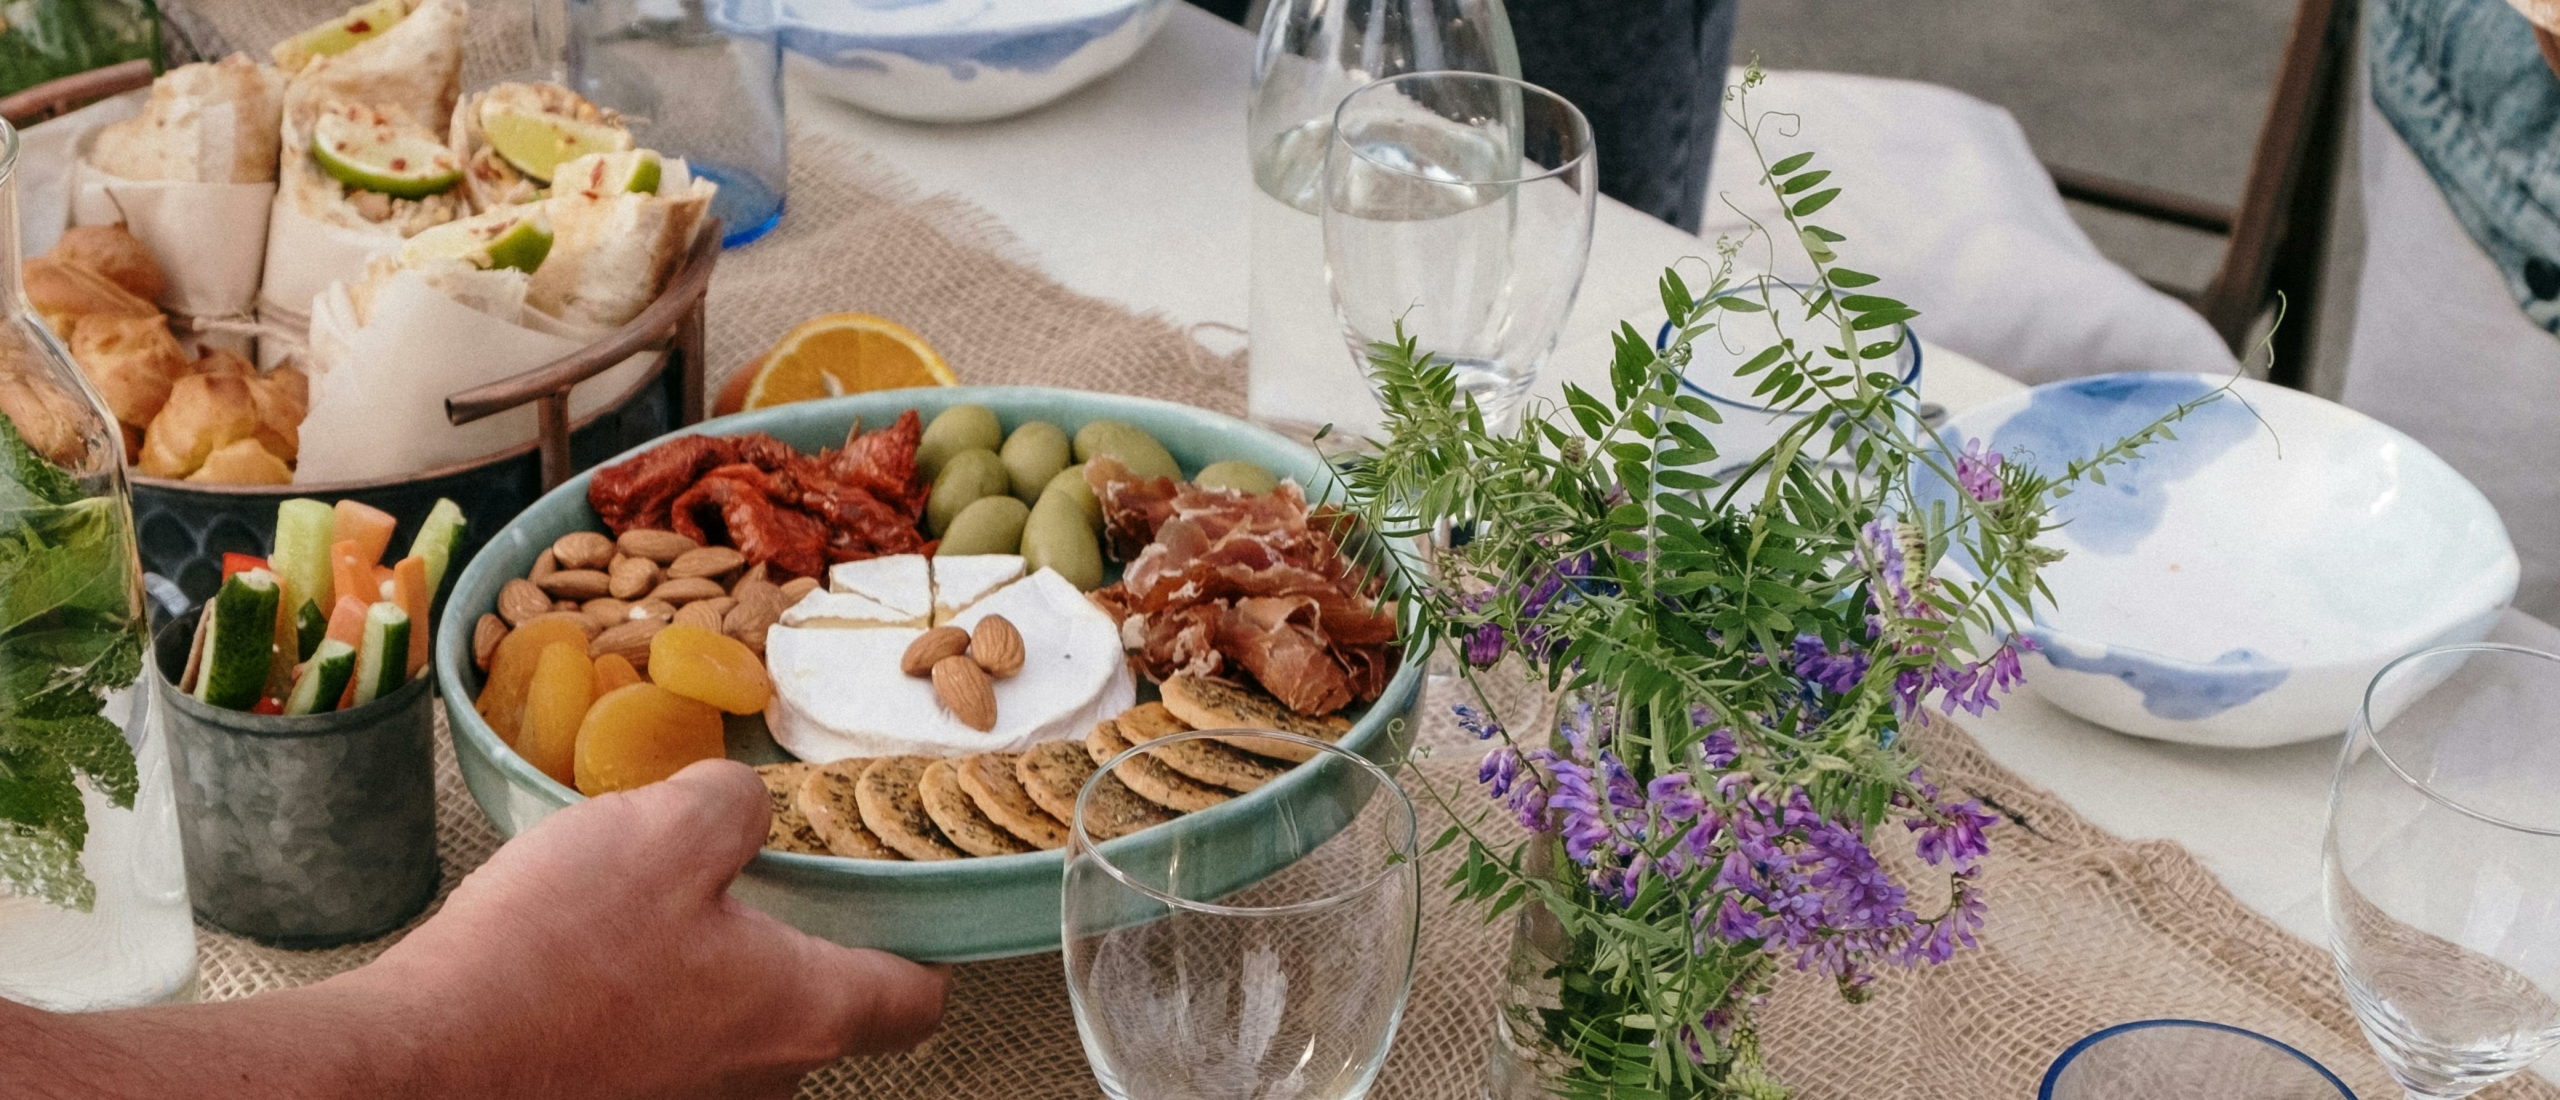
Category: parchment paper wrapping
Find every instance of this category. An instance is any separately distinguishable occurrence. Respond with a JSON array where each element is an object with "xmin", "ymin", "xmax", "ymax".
[
  {"xmin": 255, "ymin": 201, "xmax": 405, "ymax": 367},
  {"xmin": 296, "ymin": 272, "xmax": 653, "ymax": 483}
]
